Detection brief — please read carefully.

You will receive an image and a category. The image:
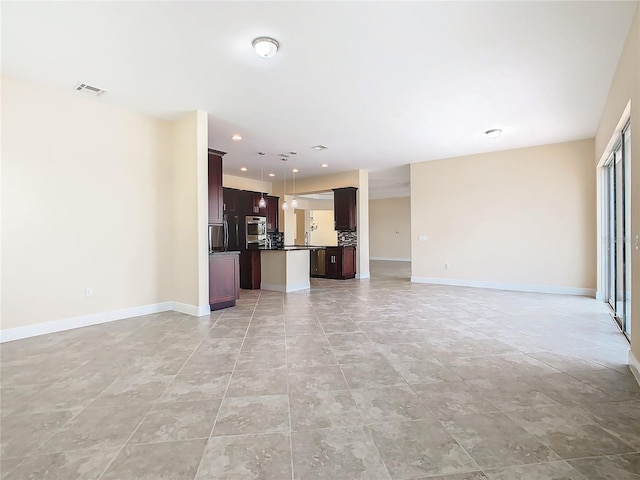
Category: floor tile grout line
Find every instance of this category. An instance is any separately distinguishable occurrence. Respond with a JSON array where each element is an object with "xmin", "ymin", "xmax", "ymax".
[
  {"xmin": 192, "ymin": 291, "xmax": 260, "ymax": 480},
  {"xmin": 4, "ymin": 265, "xmax": 638, "ymax": 479},
  {"xmin": 282, "ymin": 294, "xmax": 296, "ymax": 480},
  {"xmin": 313, "ymin": 305, "xmax": 393, "ymax": 480},
  {"xmin": 93, "ymin": 314, "xmax": 225, "ymax": 480},
  {"xmin": 92, "ymin": 310, "xmax": 229, "ymax": 478}
]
